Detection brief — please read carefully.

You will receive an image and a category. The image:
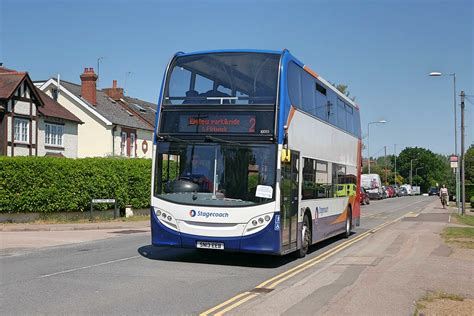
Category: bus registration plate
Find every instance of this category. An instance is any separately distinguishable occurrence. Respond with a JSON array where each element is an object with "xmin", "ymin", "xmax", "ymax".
[{"xmin": 196, "ymin": 241, "xmax": 224, "ymax": 250}]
